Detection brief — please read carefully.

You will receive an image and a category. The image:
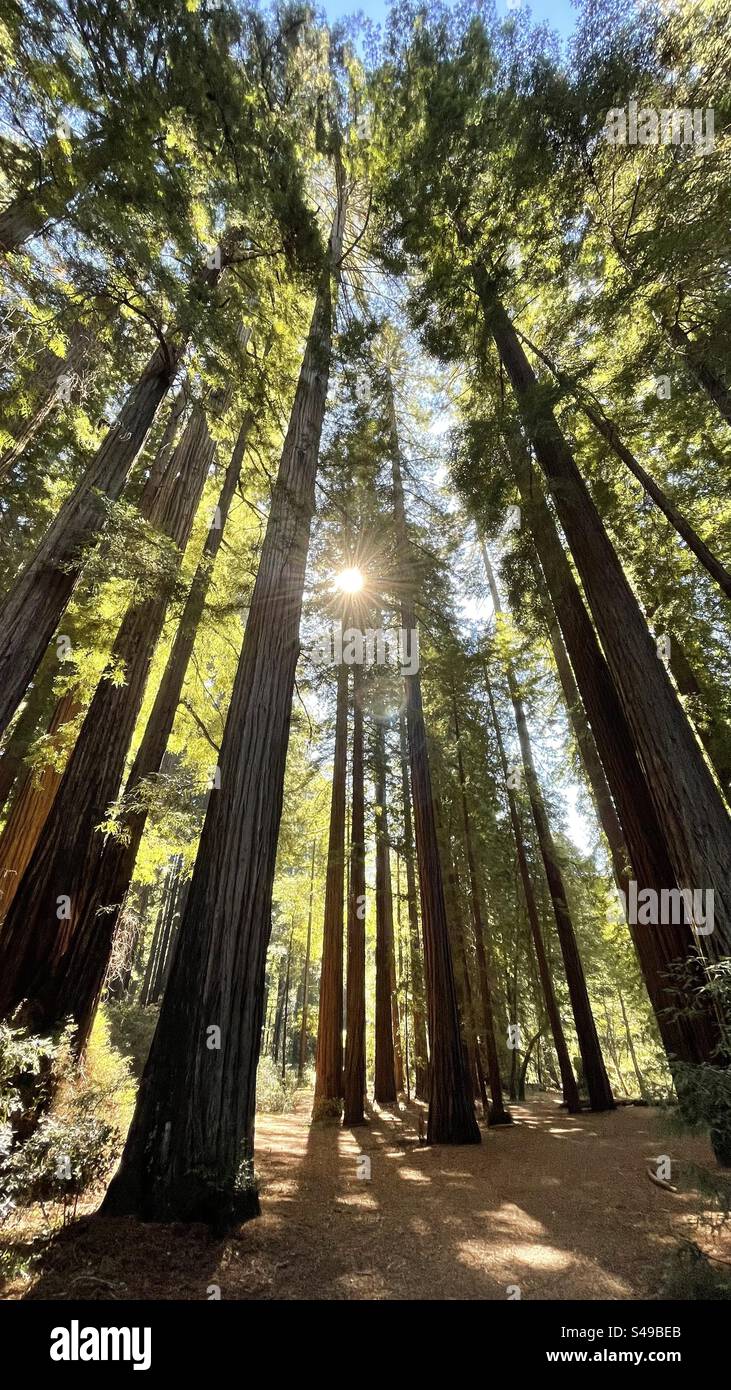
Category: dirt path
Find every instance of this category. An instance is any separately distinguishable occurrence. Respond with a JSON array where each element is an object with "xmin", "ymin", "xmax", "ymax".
[{"xmin": 6, "ymin": 1092, "xmax": 726, "ymax": 1300}]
